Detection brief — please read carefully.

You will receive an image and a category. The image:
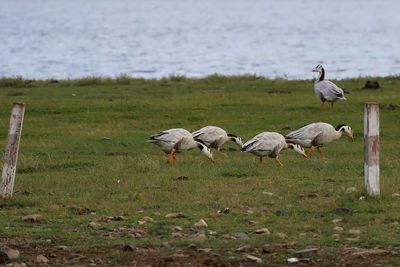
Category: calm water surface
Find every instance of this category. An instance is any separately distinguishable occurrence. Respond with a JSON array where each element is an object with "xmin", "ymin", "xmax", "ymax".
[{"xmin": 1, "ymin": 0, "xmax": 400, "ymax": 79}]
